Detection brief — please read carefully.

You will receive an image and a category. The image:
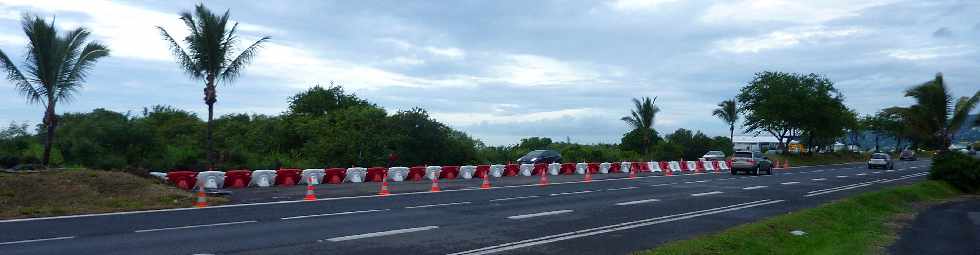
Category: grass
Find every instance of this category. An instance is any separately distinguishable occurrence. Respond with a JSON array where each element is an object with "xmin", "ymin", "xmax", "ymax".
[
  {"xmin": 0, "ymin": 169, "xmax": 227, "ymax": 219},
  {"xmin": 635, "ymin": 181, "xmax": 961, "ymax": 255},
  {"xmin": 769, "ymin": 152, "xmax": 871, "ymax": 167}
]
